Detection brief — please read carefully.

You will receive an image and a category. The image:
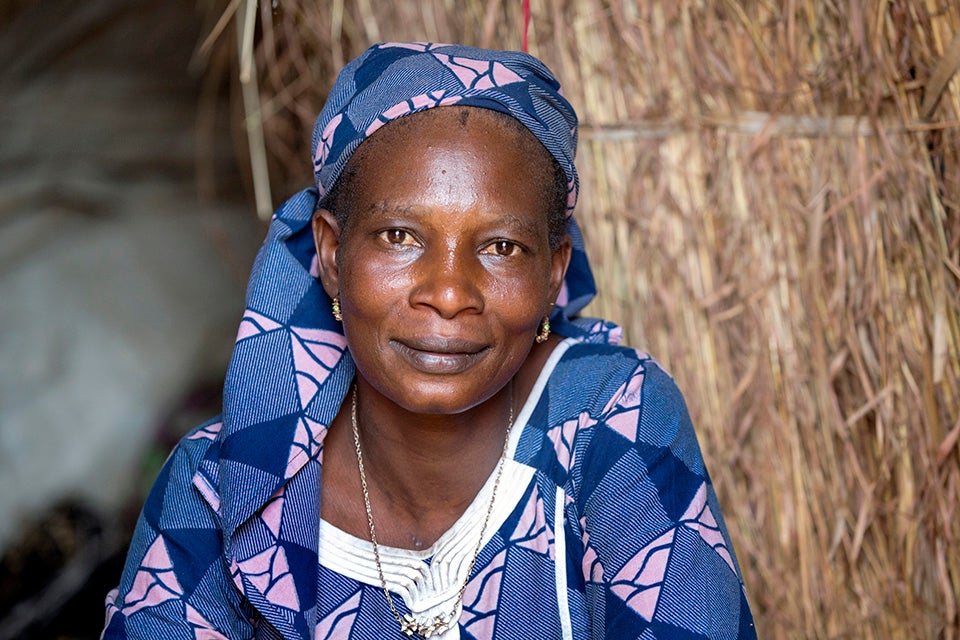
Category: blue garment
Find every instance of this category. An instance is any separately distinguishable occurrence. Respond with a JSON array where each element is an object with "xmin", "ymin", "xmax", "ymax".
[{"xmin": 103, "ymin": 339, "xmax": 755, "ymax": 639}]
